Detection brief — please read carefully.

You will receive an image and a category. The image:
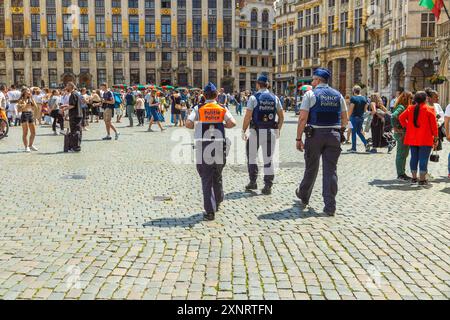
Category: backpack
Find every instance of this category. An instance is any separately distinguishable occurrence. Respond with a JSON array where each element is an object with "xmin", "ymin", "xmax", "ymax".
[{"xmin": 113, "ymin": 92, "xmax": 123, "ymax": 109}]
